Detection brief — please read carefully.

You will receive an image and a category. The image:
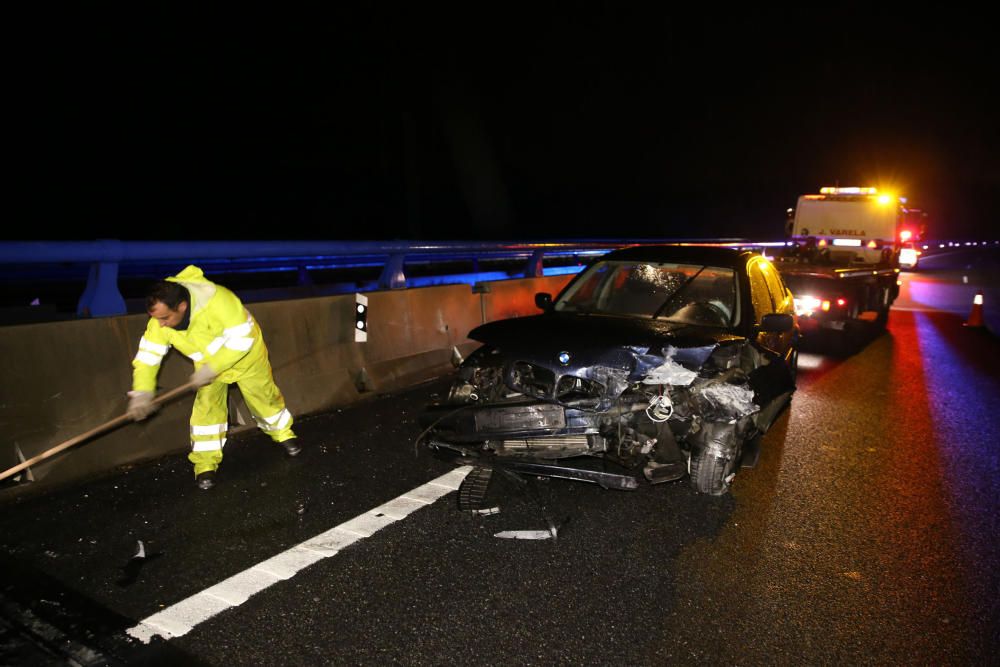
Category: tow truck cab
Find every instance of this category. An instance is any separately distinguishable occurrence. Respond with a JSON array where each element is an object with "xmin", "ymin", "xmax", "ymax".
[
  {"xmin": 788, "ymin": 186, "xmax": 926, "ymax": 265},
  {"xmin": 776, "ymin": 186, "xmax": 928, "ymax": 351}
]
